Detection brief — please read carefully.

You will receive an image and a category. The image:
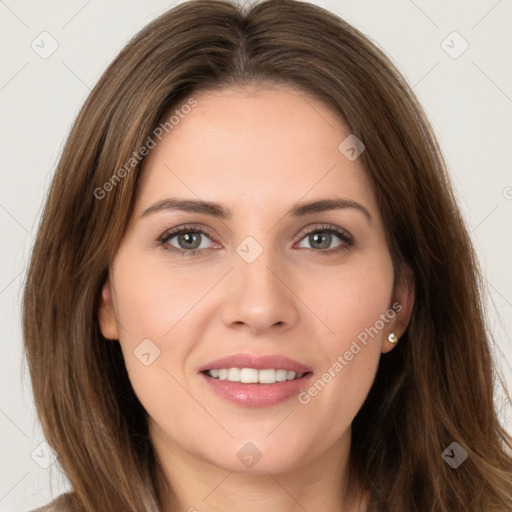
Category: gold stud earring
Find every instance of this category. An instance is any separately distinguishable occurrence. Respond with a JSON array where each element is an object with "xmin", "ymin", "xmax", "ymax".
[{"xmin": 387, "ymin": 333, "xmax": 398, "ymax": 344}]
